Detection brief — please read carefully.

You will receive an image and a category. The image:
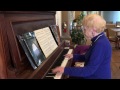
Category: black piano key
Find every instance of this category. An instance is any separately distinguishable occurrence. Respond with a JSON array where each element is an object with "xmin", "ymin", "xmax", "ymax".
[
  {"xmin": 47, "ymin": 74, "xmax": 55, "ymax": 76},
  {"xmin": 51, "ymin": 49, "xmax": 69, "ymax": 68},
  {"xmin": 44, "ymin": 76, "xmax": 54, "ymax": 79},
  {"xmin": 47, "ymin": 72, "xmax": 56, "ymax": 76}
]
